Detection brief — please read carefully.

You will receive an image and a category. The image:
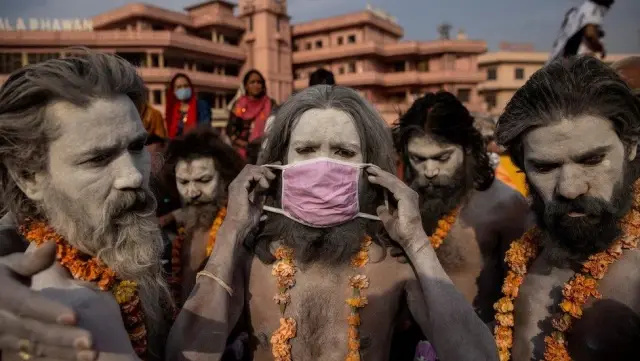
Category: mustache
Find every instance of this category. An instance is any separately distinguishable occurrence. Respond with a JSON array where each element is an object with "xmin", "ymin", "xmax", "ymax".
[
  {"xmin": 103, "ymin": 189, "xmax": 156, "ymax": 221},
  {"xmin": 545, "ymin": 195, "xmax": 616, "ymax": 219}
]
